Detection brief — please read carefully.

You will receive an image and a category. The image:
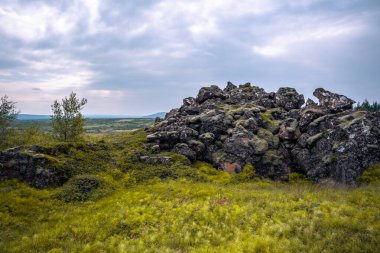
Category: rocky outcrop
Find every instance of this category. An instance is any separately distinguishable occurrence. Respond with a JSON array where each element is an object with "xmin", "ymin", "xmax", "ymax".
[
  {"xmin": 147, "ymin": 82, "xmax": 380, "ymax": 184},
  {"xmin": 0, "ymin": 146, "xmax": 70, "ymax": 188}
]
